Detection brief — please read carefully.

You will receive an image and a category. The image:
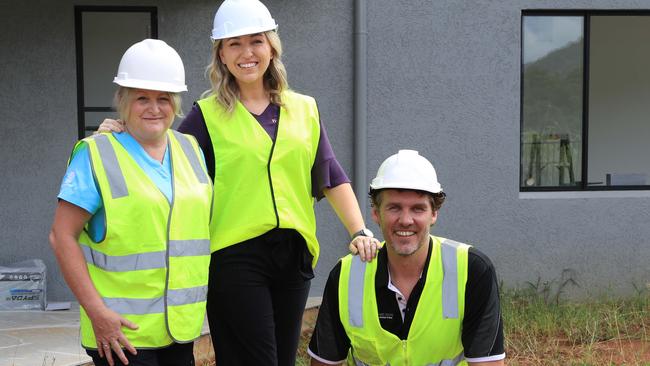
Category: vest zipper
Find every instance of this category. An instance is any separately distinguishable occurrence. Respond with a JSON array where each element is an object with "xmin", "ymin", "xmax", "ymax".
[
  {"xmin": 164, "ymin": 139, "xmax": 174, "ymax": 341},
  {"xmin": 267, "ymin": 116, "xmax": 280, "ymax": 228},
  {"xmin": 402, "ymin": 340, "xmax": 408, "ymax": 366}
]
